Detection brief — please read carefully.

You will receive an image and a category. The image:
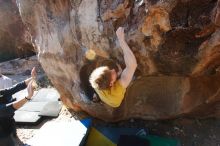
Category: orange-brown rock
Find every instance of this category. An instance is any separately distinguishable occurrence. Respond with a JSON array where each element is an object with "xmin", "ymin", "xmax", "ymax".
[
  {"xmin": 214, "ymin": 0, "xmax": 220, "ymax": 26},
  {"xmin": 17, "ymin": 0, "xmax": 220, "ymax": 121}
]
